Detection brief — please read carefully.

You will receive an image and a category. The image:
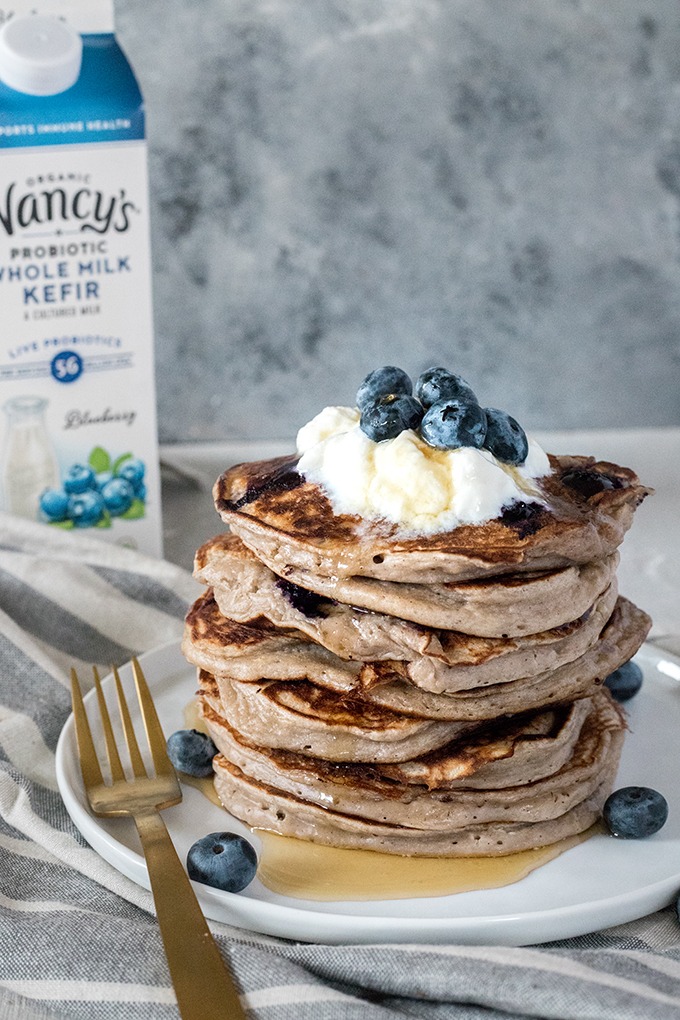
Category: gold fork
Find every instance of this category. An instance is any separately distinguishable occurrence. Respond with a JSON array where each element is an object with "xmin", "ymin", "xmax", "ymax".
[{"xmin": 70, "ymin": 658, "xmax": 248, "ymax": 1020}]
